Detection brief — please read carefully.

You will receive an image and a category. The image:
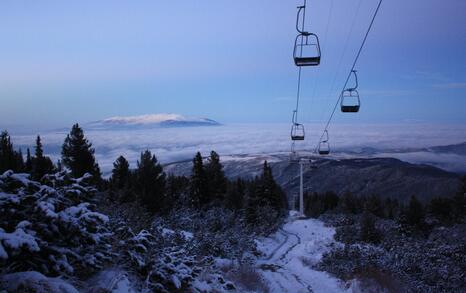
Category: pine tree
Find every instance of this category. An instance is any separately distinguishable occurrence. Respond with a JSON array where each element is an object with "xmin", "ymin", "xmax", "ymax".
[
  {"xmin": 360, "ymin": 211, "xmax": 380, "ymax": 243},
  {"xmin": 35, "ymin": 135, "xmax": 43, "ymax": 158},
  {"xmin": 452, "ymin": 176, "xmax": 466, "ymax": 221},
  {"xmin": 16, "ymin": 148, "xmax": 25, "ymax": 172},
  {"xmin": 56, "ymin": 159, "xmax": 62, "ymax": 172},
  {"xmin": 364, "ymin": 195, "xmax": 384, "ymax": 218},
  {"xmin": 205, "ymin": 151, "xmax": 227, "ymax": 203},
  {"xmin": 259, "ymin": 161, "xmax": 286, "ymax": 210},
  {"xmin": 25, "ymin": 148, "xmax": 33, "ymax": 173},
  {"xmin": 245, "ymin": 179, "xmax": 261, "ymax": 225},
  {"xmin": 31, "ymin": 135, "xmax": 54, "ymax": 181},
  {"xmin": 225, "ymin": 179, "xmax": 245, "ymax": 211},
  {"xmin": 428, "ymin": 197, "xmax": 452, "ymax": 222},
  {"xmin": 61, "ymin": 124, "xmax": 101, "ymax": 181},
  {"xmin": 190, "ymin": 152, "xmax": 209, "ymax": 206},
  {"xmin": 0, "ymin": 130, "xmax": 19, "ymax": 173},
  {"xmin": 165, "ymin": 174, "xmax": 189, "ymax": 209},
  {"xmin": 111, "ymin": 155, "xmax": 130, "ymax": 190},
  {"xmin": 135, "ymin": 150, "xmax": 166, "ymax": 212},
  {"xmin": 246, "ymin": 161, "xmax": 287, "ymax": 225},
  {"xmin": 406, "ymin": 195, "xmax": 425, "ymax": 228}
]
